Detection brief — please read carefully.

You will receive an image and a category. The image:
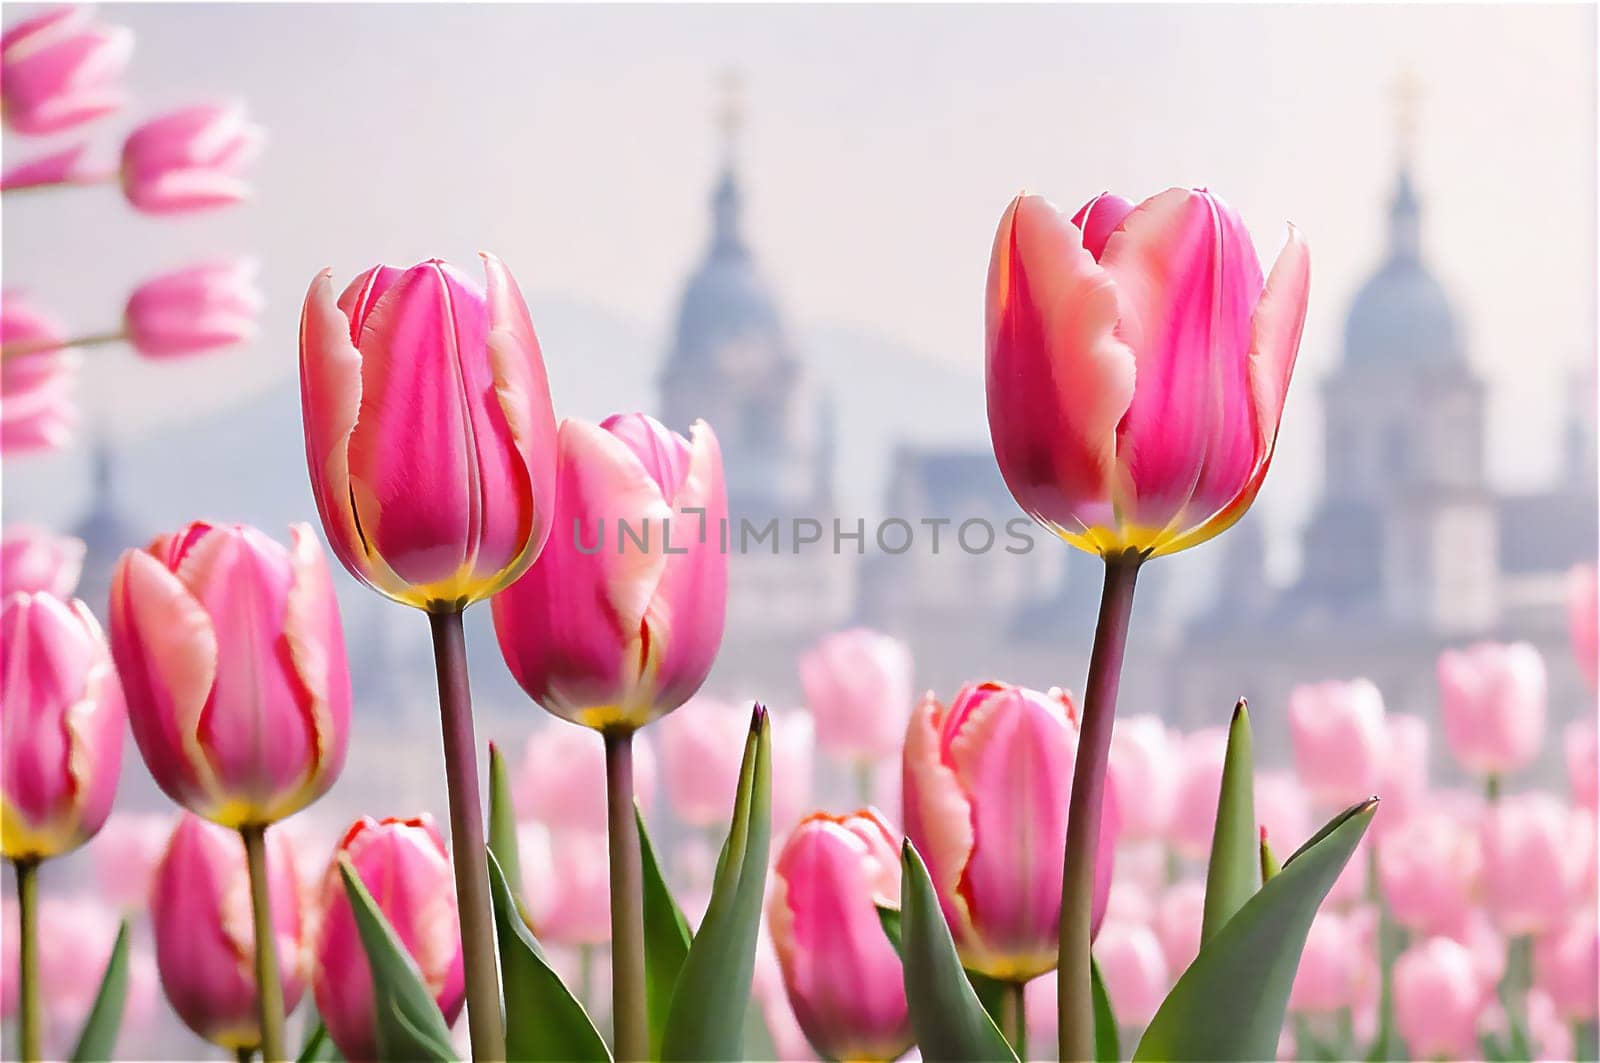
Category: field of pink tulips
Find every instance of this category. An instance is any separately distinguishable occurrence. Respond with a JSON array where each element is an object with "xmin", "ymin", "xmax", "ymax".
[{"xmin": 2, "ymin": 5, "xmax": 1596, "ymax": 1063}]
